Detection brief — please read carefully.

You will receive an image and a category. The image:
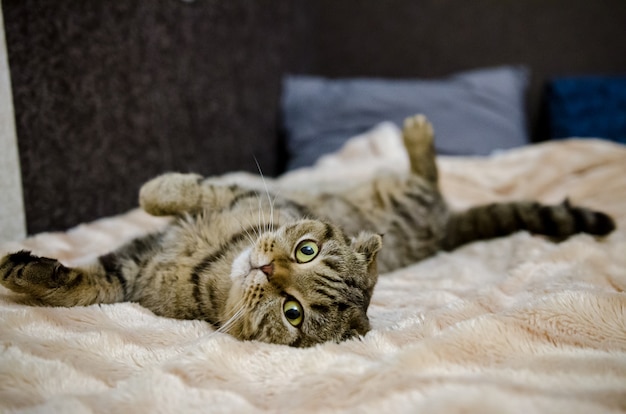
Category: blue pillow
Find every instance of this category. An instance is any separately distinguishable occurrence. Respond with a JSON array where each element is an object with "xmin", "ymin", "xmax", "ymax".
[
  {"xmin": 281, "ymin": 66, "xmax": 530, "ymax": 170},
  {"xmin": 547, "ymin": 76, "xmax": 626, "ymax": 143}
]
